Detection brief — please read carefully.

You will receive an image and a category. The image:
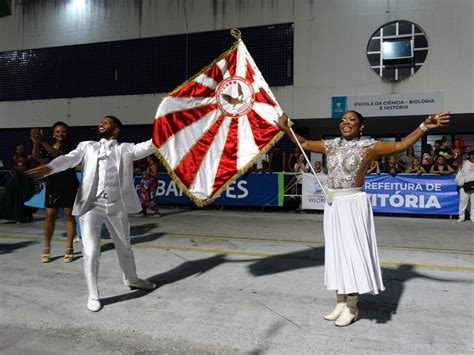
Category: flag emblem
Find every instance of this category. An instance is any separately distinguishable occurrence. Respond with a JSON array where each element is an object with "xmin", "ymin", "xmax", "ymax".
[
  {"xmin": 216, "ymin": 76, "xmax": 255, "ymax": 117},
  {"xmin": 152, "ymin": 35, "xmax": 284, "ymax": 206}
]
